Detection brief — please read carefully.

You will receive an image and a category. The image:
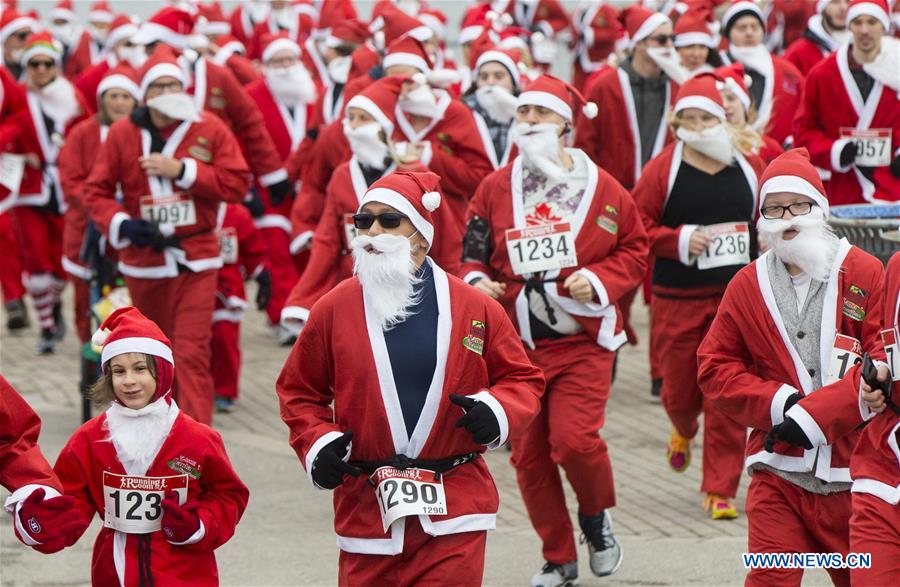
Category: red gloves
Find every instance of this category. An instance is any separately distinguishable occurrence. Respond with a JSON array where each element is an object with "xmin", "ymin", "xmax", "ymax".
[
  {"xmin": 17, "ymin": 488, "xmax": 85, "ymax": 553},
  {"xmin": 161, "ymin": 491, "xmax": 201, "ymax": 543}
]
